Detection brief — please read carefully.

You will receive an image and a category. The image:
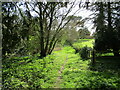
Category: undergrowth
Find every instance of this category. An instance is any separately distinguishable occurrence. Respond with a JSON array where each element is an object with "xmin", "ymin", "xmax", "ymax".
[{"xmin": 2, "ymin": 39, "xmax": 120, "ymax": 89}]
